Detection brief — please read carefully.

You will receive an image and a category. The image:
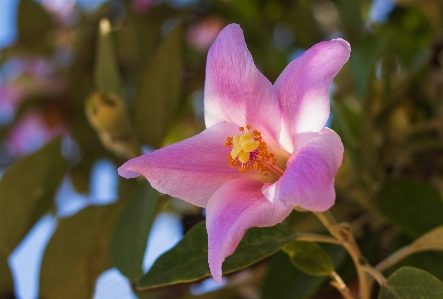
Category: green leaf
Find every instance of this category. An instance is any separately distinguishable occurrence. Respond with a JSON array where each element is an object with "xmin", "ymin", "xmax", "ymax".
[
  {"xmin": 262, "ymin": 244, "xmax": 347, "ymax": 299},
  {"xmin": 0, "ymin": 138, "xmax": 66, "ymax": 256},
  {"xmin": 378, "ymin": 267, "xmax": 443, "ymax": 299},
  {"xmin": 386, "ymin": 7, "xmax": 431, "ymax": 67},
  {"xmin": 17, "ymin": 0, "xmax": 54, "ymax": 53},
  {"xmin": 374, "ymin": 179, "xmax": 443, "ymax": 238},
  {"xmin": 134, "ymin": 24, "xmax": 183, "ymax": 148},
  {"xmin": 282, "ymin": 241, "xmax": 334, "ymax": 276},
  {"xmin": 412, "ymin": 225, "xmax": 443, "ymax": 252},
  {"xmin": 262, "ymin": 251, "xmax": 323, "ymax": 299},
  {"xmin": 138, "ymin": 222, "xmax": 298, "ymax": 289},
  {"xmin": 349, "ymin": 34, "xmax": 384, "ymax": 98},
  {"xmin": 69, "ymin": 155, "xmax": 96, "ymax": 194},
  {"xmin": 331, "ymin": 99, "xmax": 362, "ymax": 179},
  {"xmin": 94, "ymin": 19, "xmax": 123, "ymax": 96},
  {"xmin": 290, "ymin": 0, "xmax": 322, "ymax": 48},
  {"xmin": 335, "ymin": 0, "xmax": 364, "ymax": 42},
  {"xmin": 111, "ymin": 180, "xmax": 158, "ymax": 280},
  {"xmin": 0, "ymin": 252, "xmax": 14, "ymax": 299},
  {"xmin": 39, "ymin": 203, "xmax": 123, "ymax": 299}
]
